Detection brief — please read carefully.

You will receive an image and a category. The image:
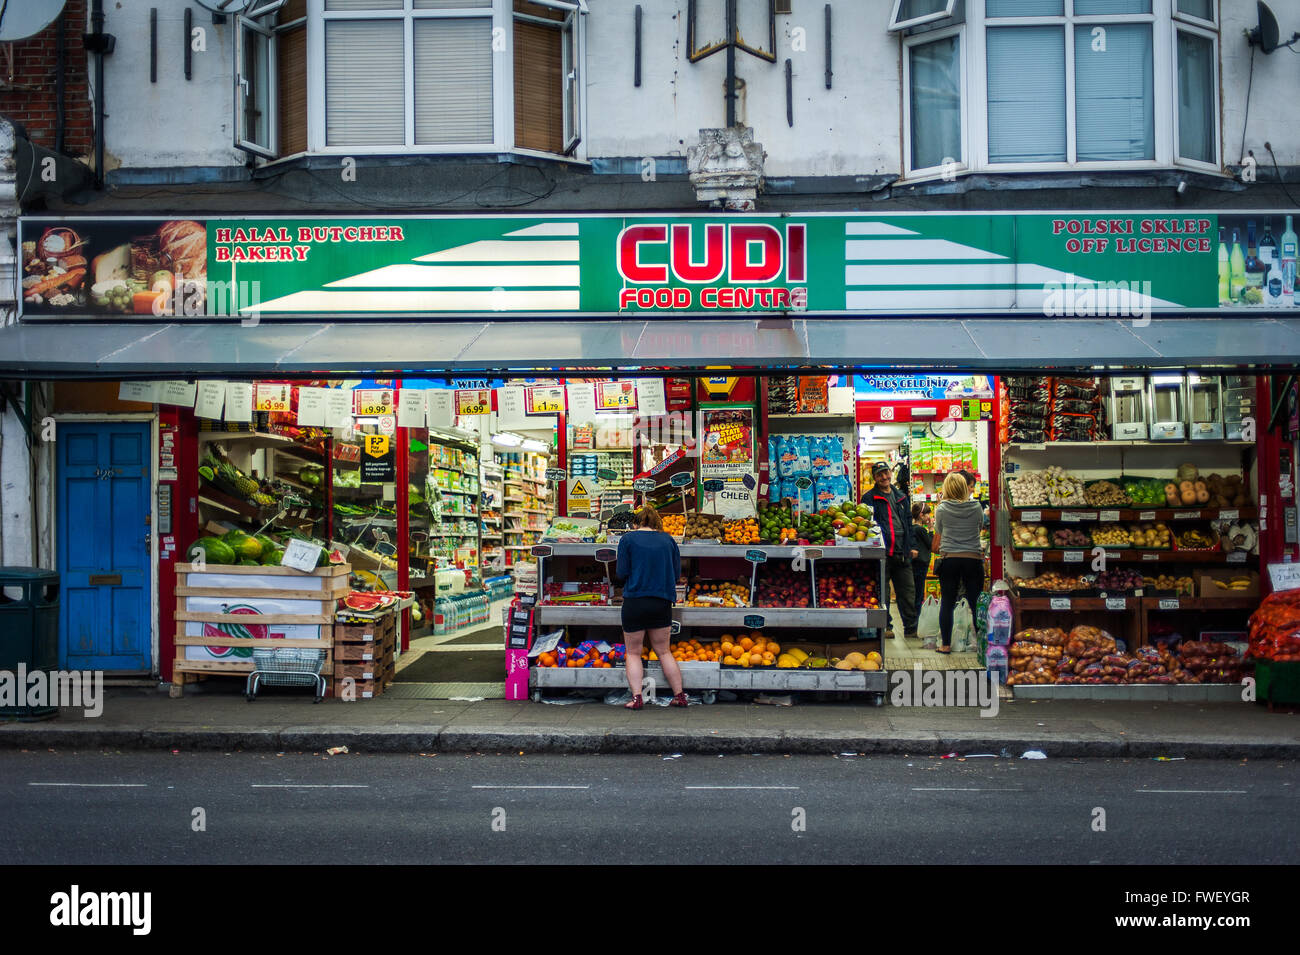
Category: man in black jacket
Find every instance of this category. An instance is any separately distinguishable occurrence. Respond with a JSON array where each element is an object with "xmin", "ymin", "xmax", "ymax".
[{"xmin": 862, "ymin": 461, "xmax": 917, "ymax": 639}]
